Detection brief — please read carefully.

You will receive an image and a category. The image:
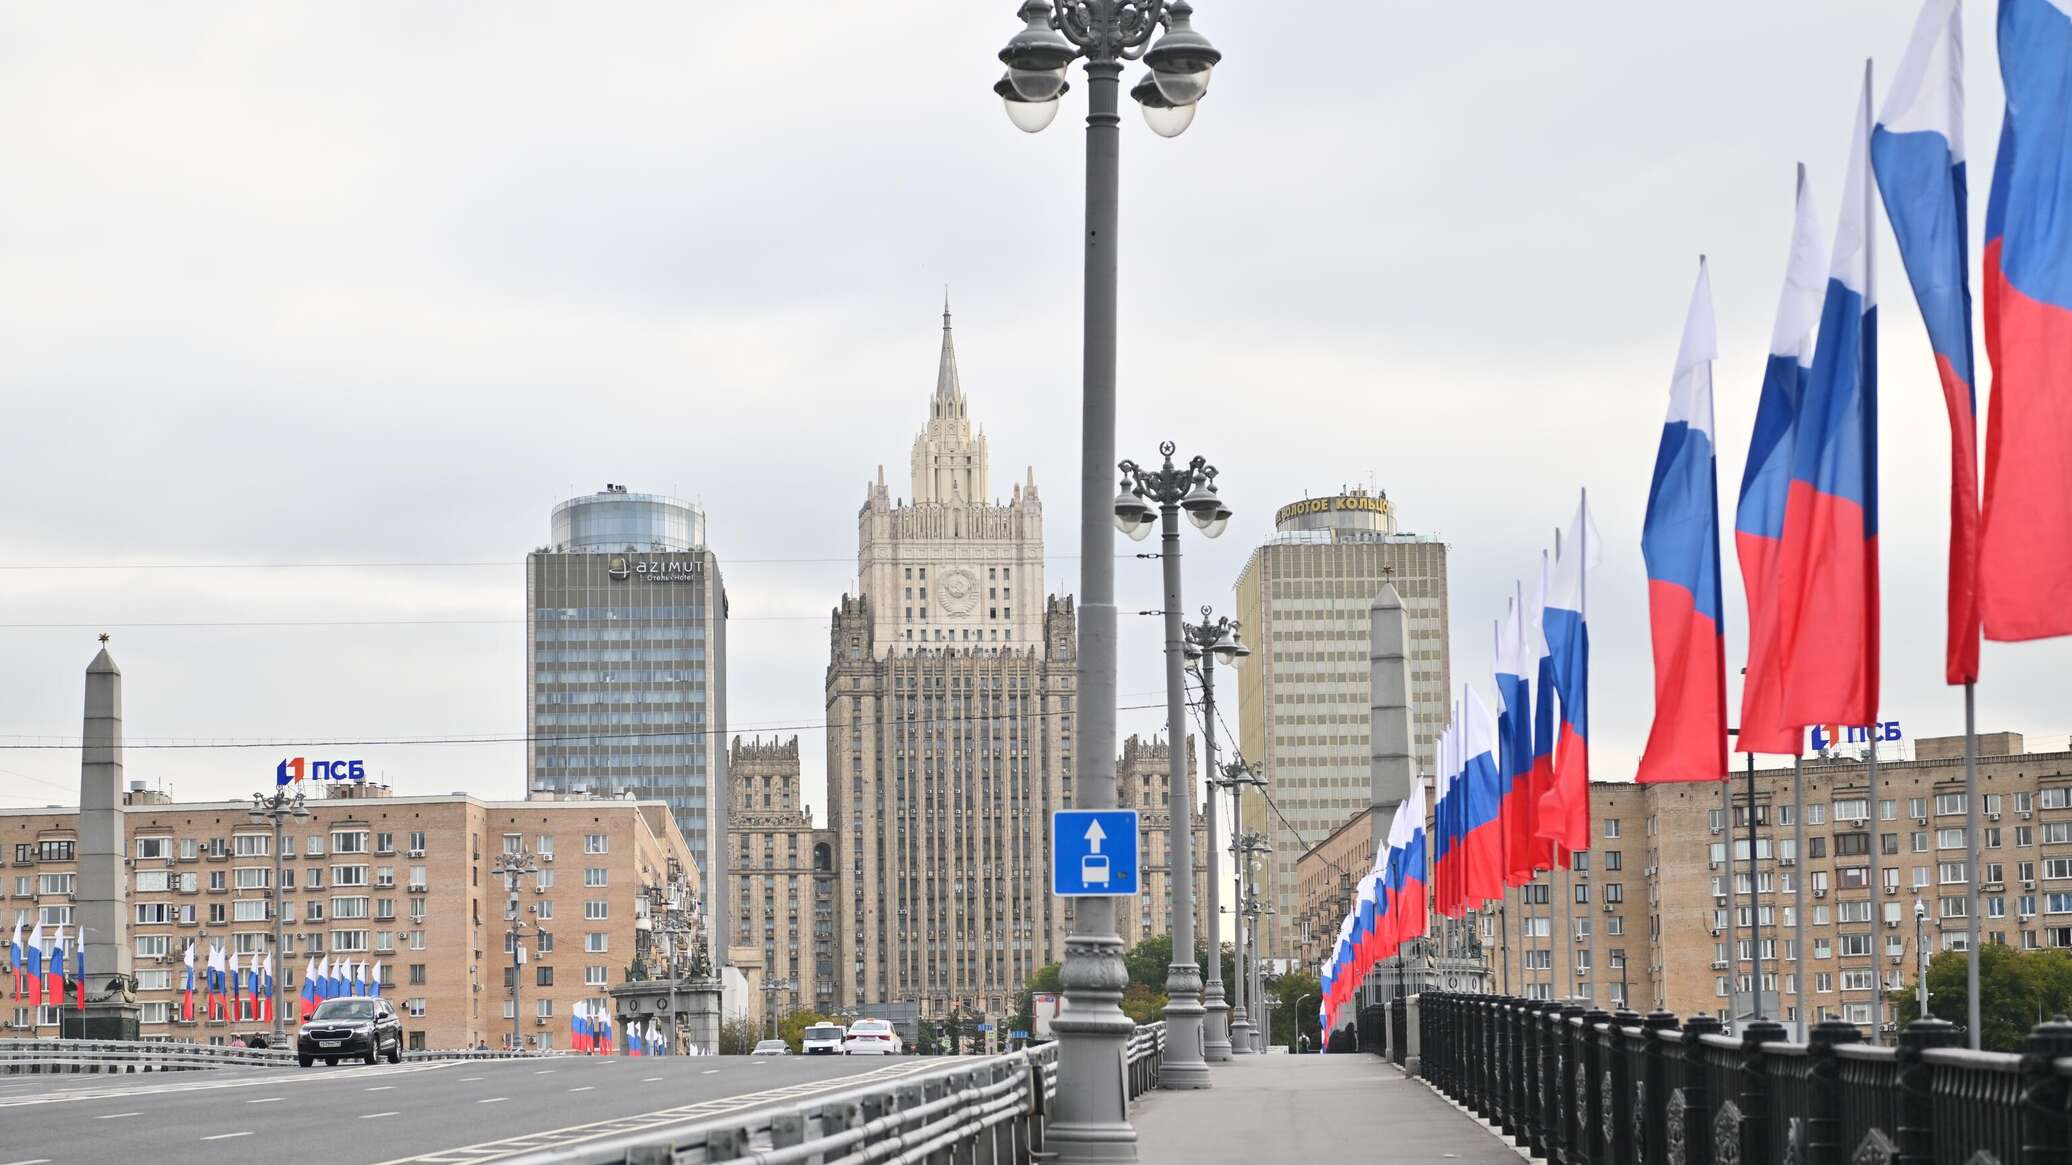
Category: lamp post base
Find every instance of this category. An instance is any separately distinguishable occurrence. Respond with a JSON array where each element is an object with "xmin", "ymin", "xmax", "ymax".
[
  {"xmin": 1050, "ymin": 930, "xmax": 1140, "ymax": 1164},
  {"xmin": 1228, "ymin": 1011, "xmax": 1256, "ymax": 1055},
  {"xmin": 1160, "ymin": 961, "xmax": 1210, "ymax": 1089},
  {"xmin": 1202, "ymin": 982, "xmax": 1231, "ymax": 1062}
]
